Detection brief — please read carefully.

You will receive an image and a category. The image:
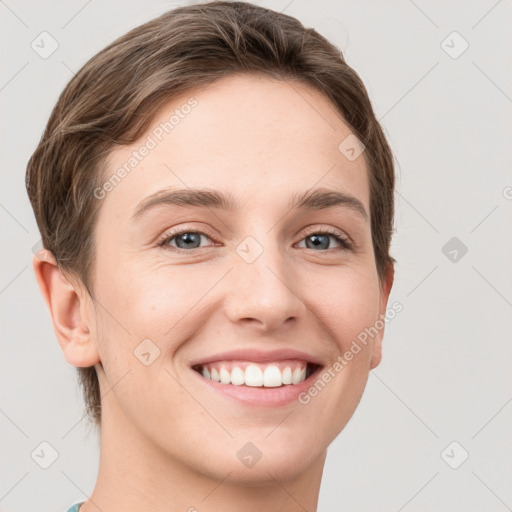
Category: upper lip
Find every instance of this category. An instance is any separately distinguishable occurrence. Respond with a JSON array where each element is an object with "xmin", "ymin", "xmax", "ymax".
[{"xmin": 189, "ymin": 348, "xmax": 324, "ymax": 368}]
